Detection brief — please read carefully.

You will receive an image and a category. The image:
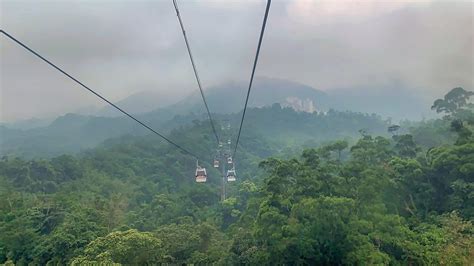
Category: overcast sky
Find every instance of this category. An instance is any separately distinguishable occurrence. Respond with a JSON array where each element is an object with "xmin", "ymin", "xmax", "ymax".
[{"xmin": 1, "ymin": 0, "xmax": 472, "ymax": 122}]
